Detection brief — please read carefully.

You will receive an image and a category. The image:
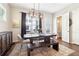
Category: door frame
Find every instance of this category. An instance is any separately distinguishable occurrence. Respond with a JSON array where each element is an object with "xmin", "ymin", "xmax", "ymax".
[{"xmin": 56, "ymin": 12, "xmax": 70, "ymax": 43}]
